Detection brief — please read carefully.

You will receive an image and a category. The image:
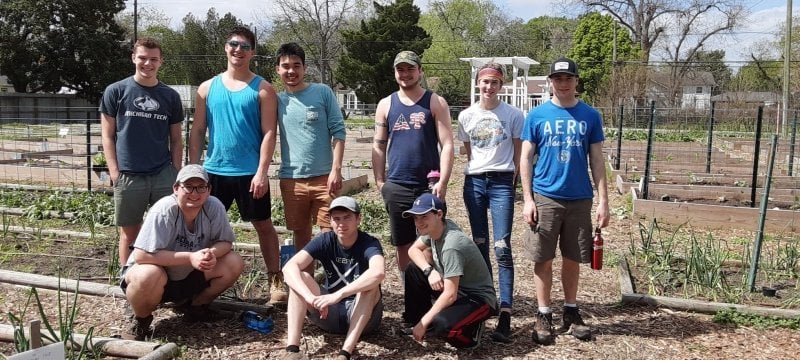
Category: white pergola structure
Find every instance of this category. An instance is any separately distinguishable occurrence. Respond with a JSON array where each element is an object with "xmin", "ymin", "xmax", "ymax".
[{"xmin": 459, "ymin": 57, "xmax": 540, "ymax": 113}]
